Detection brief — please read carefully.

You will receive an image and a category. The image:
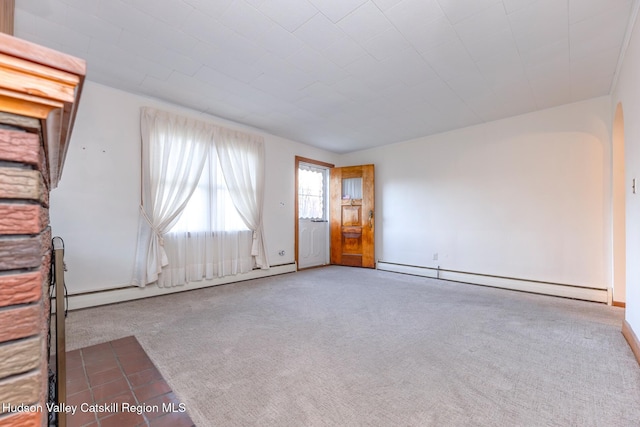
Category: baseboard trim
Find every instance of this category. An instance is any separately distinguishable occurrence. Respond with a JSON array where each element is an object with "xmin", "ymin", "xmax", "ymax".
[
  {"xmin": 57, "ymin": 263, "xmax": 297, "ymax": 311},
  {"xmin": 613, "ymin": 300, "xmax": 626, "ymax": 308},
  {"xmin": 622, "ymin": 320, "xmax": 640, "ymax": 366},
  {"xmin": 376, "ymin": 261, "xmax": 608, "ymax": 303}
]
